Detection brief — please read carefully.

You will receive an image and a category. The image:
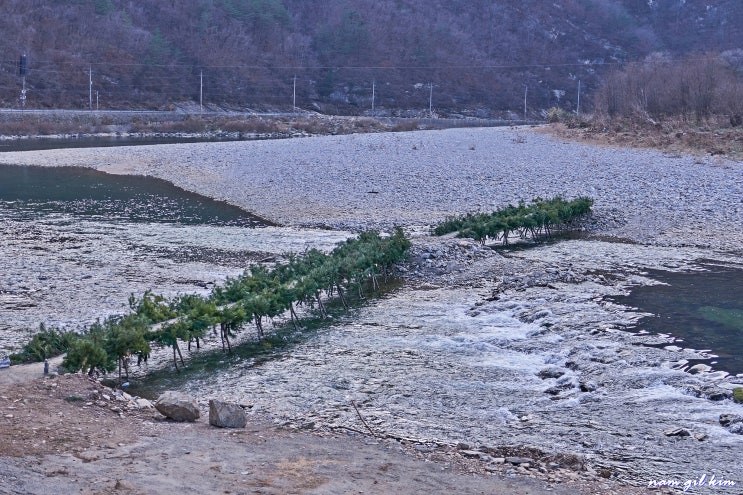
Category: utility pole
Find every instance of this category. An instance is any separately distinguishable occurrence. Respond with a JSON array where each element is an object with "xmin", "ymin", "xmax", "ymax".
[
  {"xmin": 523, "ymin": 84, "xmax": 528, "ymax": 121},
  {"xmin": 200, "ymin": 71, "xmax": 203, "ymax": 113},
  {"xmin": 96, "ymin": 90, "xmax": 99, "ymax": 111},
  {"xmin": 371, "ymin": 80, "xmax": 375, "ymax": 116},
  {"xmin": 293, "ymin": 75, "xmax": 297, "ymax": 111},
  {"xmin": 19, "ymin": 54, "xmax": 27, "ymax": 110},
  {"xmin": 577, "ymin": 79, "xmax": 581, "ymax": 117},
  {"xmin": 89, "ymin": 66, "xmax": 93, "ymax": 111},
  {"xmin": 429, "ymin": 82, "xmax": 433, "ymax": 117}
]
